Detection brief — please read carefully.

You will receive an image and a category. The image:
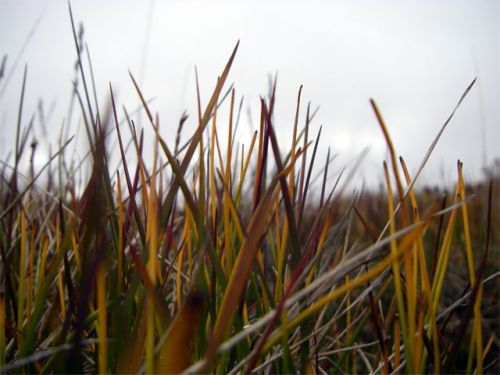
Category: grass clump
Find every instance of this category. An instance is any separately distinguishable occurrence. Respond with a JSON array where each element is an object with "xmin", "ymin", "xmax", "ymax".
[{"xmin": 0, "ymin": 10, "xmax": 498, "ymax": 375}]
